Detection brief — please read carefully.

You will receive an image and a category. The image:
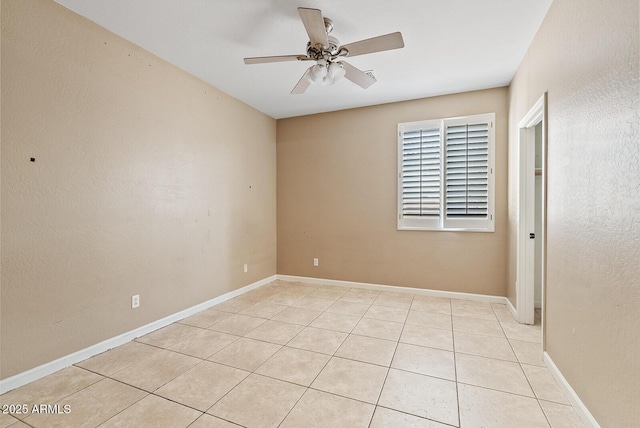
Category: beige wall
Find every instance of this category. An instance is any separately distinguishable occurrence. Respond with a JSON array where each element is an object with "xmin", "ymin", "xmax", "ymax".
[
  {"xmin": 277, "ymin": 88, "xmax": 508, "ymax": 295},
  {"xmin": 1, "ymin": 0, "xmax": 276, "ymax": 379},
  {"xmin": 507, "ymin": 0, "xmax": 640, "ymax": 425}
]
